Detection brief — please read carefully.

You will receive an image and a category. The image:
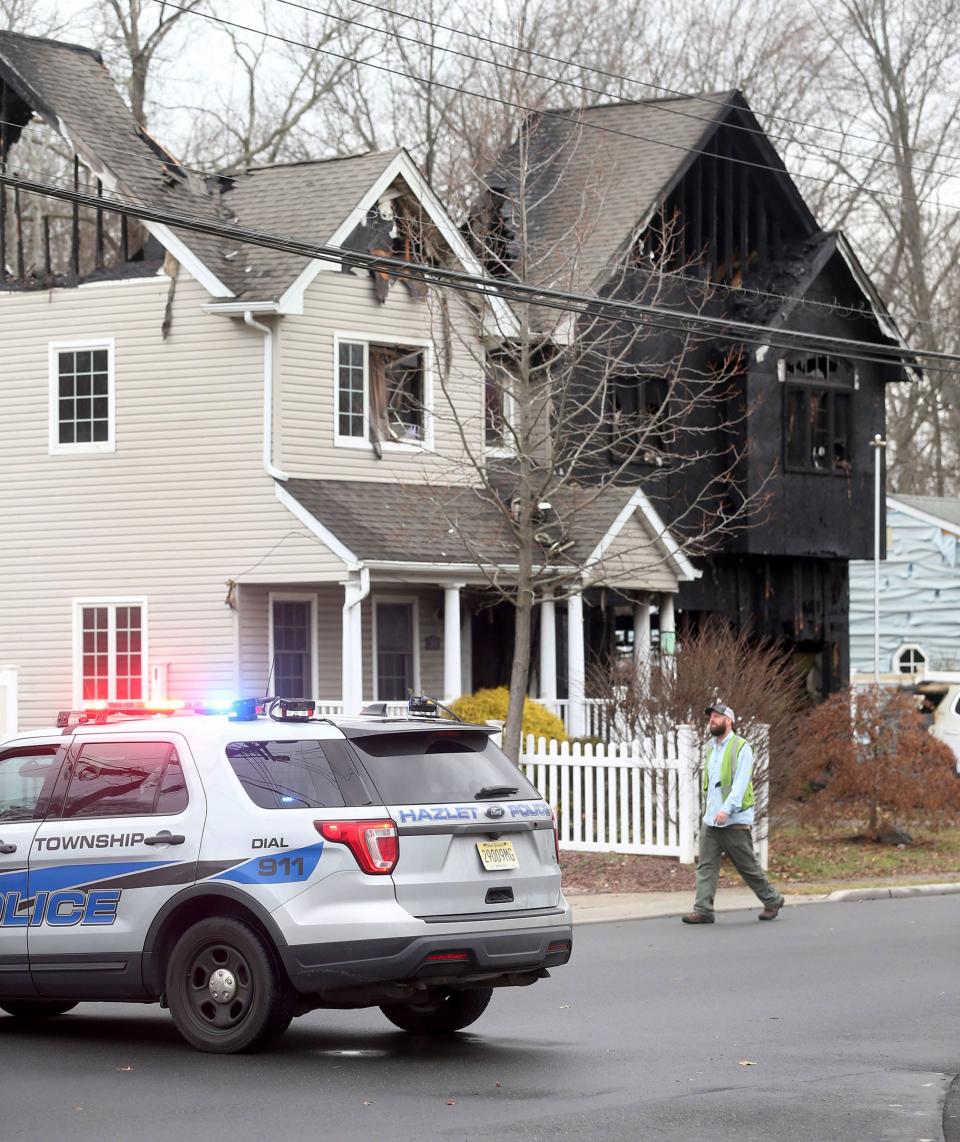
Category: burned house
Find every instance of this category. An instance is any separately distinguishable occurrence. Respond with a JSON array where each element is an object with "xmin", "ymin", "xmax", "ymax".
[
  {"xmin": 477, "ymin": 93, "xmax": 909, "ymax": 696},
  {"xmin": 0, "ymin": 32, "xmax": 693, "ymax": 736}
]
